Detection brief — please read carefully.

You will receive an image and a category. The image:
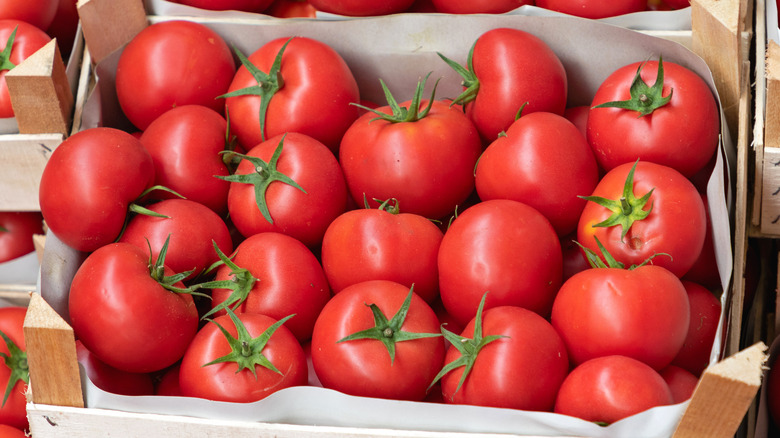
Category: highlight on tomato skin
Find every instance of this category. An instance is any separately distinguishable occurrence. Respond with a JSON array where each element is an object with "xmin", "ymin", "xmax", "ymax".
[{"xmin": 0, "ymin": 212, "xmax": 43, "ymax": 264}]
